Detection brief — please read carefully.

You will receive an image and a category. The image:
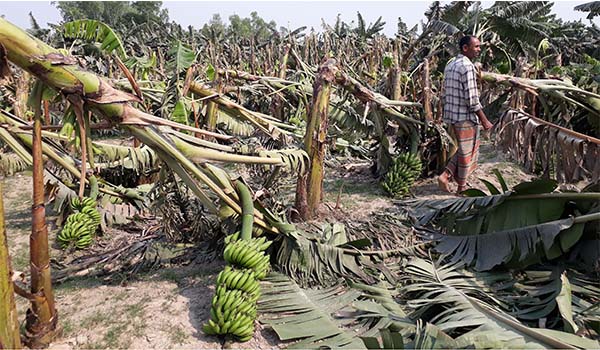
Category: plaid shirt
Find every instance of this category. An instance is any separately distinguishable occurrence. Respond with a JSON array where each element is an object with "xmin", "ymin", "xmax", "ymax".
[{"xmin": 442, "ymin": 54, "xmax": 482, "ymax": 124}]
